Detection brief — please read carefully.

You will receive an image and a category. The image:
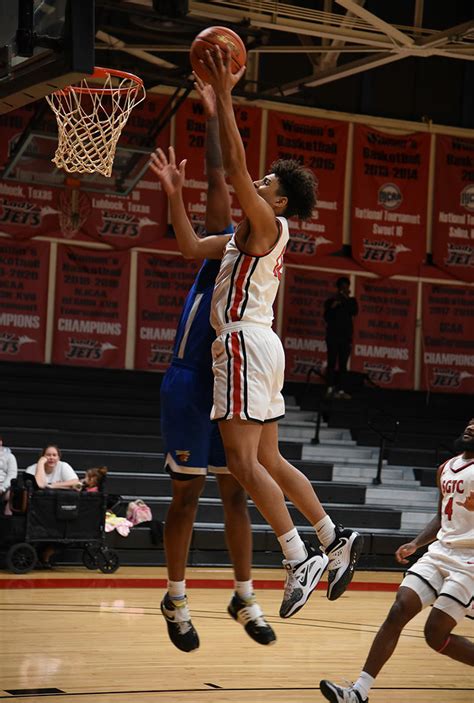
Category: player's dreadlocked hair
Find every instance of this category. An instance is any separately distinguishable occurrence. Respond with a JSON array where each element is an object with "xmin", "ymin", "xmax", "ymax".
[{"xmin": 270, "ymin": 159, "xmax": 318, "ymax": 220}]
